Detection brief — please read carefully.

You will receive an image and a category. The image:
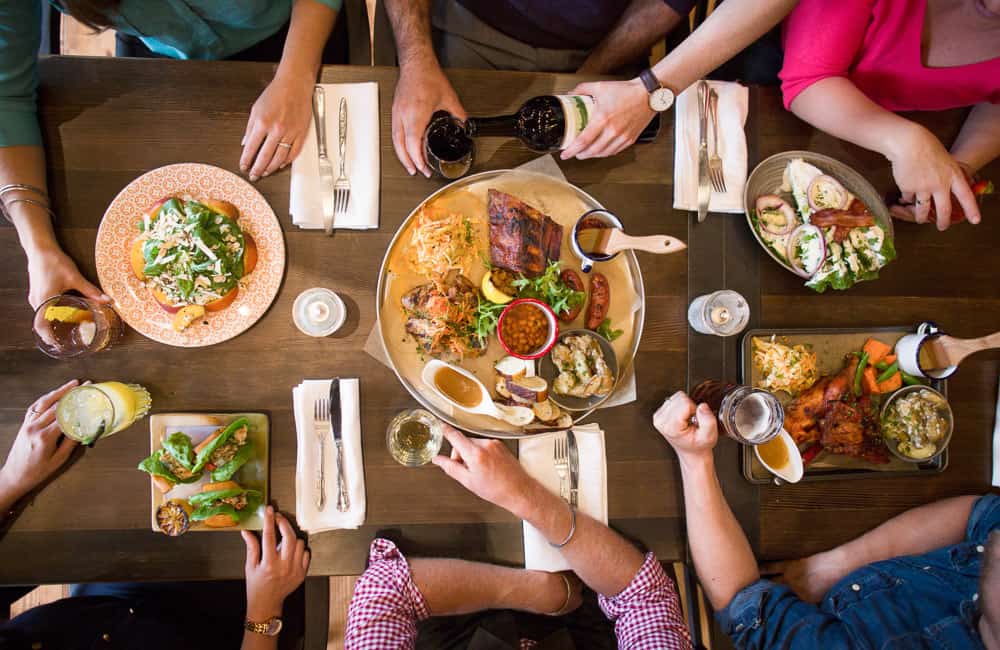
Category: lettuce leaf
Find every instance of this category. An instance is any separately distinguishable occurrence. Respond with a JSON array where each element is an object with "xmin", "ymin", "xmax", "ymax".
[{"xmin": 210, "ymin": 440, "xmax": 254, "ymax": 482}]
